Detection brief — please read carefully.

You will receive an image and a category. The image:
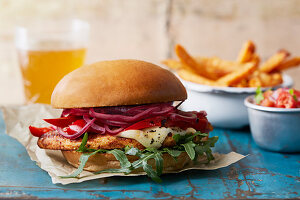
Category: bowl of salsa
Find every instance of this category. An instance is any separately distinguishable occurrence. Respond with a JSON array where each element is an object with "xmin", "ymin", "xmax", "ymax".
[{"xmin": 244, "ymin": 88, "xmax": 300, "ymax": 152}]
